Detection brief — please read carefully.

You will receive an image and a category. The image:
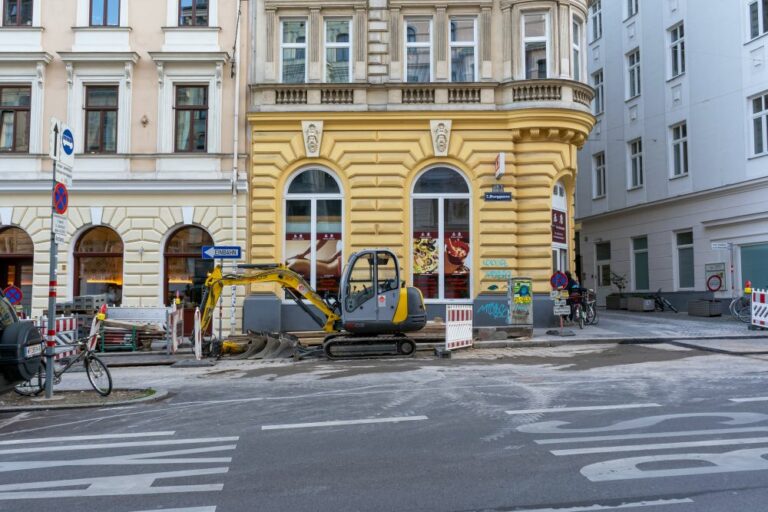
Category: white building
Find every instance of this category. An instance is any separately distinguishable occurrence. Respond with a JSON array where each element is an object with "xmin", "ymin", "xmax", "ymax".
[{"xmin": 576, "ymin": 0, "xmax": 768, "ymax": 307}]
